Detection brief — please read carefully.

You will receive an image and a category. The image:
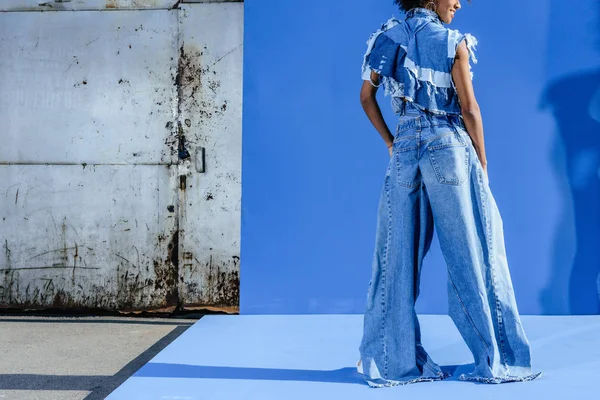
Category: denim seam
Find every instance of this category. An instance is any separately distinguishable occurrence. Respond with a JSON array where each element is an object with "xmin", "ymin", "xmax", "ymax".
[
  {"xmin": 397, "ymin": 116, "xmax": 421, "ymax": 134},
  {"xmin": 416, "ymin": 118, "xmax": 422, "ymax": 158},
  {"xmin": 398, "ymin": 180, "xmax": 420, "ymax": 189},
  {"xmin": 415, "ymin": 353, "xmax": 438, "ymax": 375},
  {"xmin": 394, "ymin": 134, "xmax": 416, "ymax": 141},
  {"xmin": 447, "ymin": 269, "xmax": 491, "ymax": 353},
  {"xmin": 381, "ymin": 173, "xmax": 392, "ymax": 378},
  {"xmin": 394, "ymin": 145, "xmax": 418, "ymax": 153},
  {"xmin": 428, "ymin": 141, "xmax": 467, "ymax": 151},
  {"xmin": 421, "ymin": 130, "xmax": 459, "ymax": 147},
  {"xmin": 477, "ymin": 162, "xmax": 509, "ymax": 366}
]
